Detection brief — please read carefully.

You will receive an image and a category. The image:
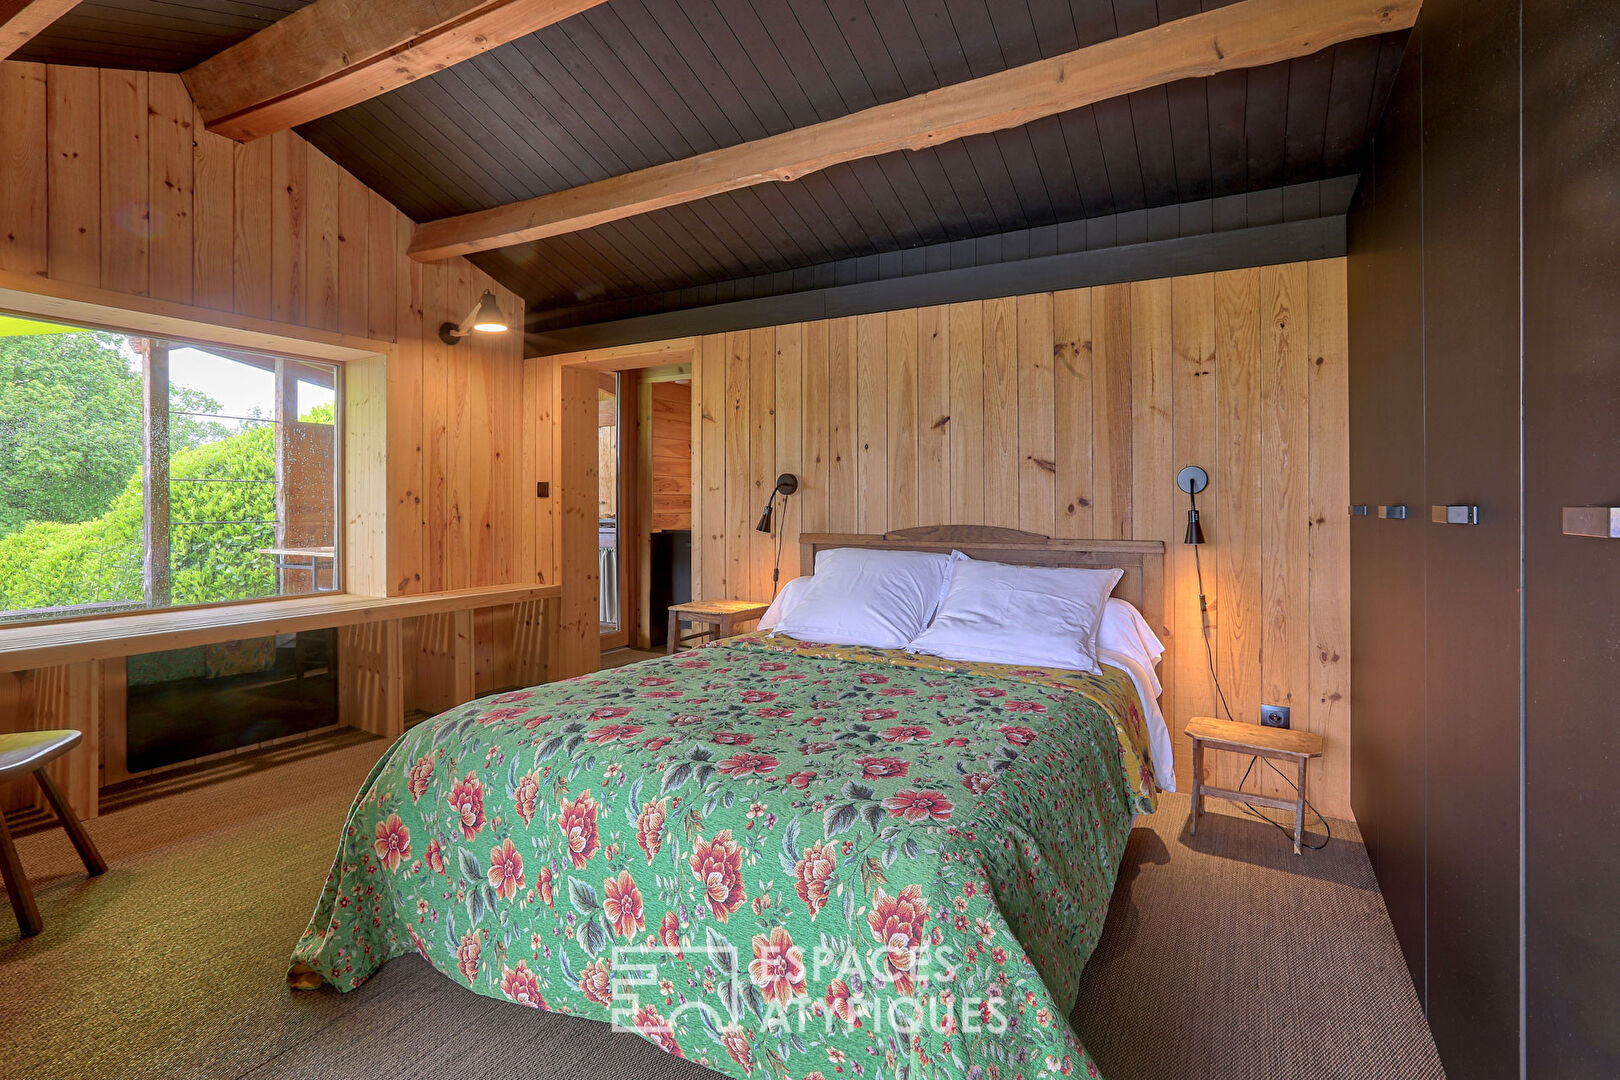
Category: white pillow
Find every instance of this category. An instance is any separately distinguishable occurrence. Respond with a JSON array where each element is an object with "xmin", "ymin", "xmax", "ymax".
[
  {"xmin": 906, "ymin": 558, "xmax": 1123, "ymax": 673},
  {"xmin": 758, "ymin": 575, "xmax": 812, "ymax": 631},
  {"xmin": 771, "ymin": 548, "xmax": 956, "ymax": 650}
]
